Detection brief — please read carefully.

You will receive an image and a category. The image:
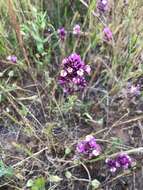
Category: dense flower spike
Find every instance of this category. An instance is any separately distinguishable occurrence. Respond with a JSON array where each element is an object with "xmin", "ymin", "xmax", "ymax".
[
  {"xmin": 103, "ymin": 27, "xmax": 113, "ymax": 41},
  {"xmin": 73, "ymin": 24, "xmax": 81, "ymax": 35},
  {"xmin": 58, "ymin": 53, "xmax": 91, "ymax": 94},
  {"xmin": 106, "ymin": 153, "xmax": 133, "ymax": 173},
  {"xmin": 57, "ymin": 27, "xmax": 67, "ymax": 41},
  {"xmin": 76, "ymin": 135, "xmax": 101, "ymax": 158},
  {"xmin": 97, "ymin": 0, "xmax": 108, "ymax": 13},
  {"xmin": 7, "ymin": 55, "xmax": 17, "ymax": 63}
]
